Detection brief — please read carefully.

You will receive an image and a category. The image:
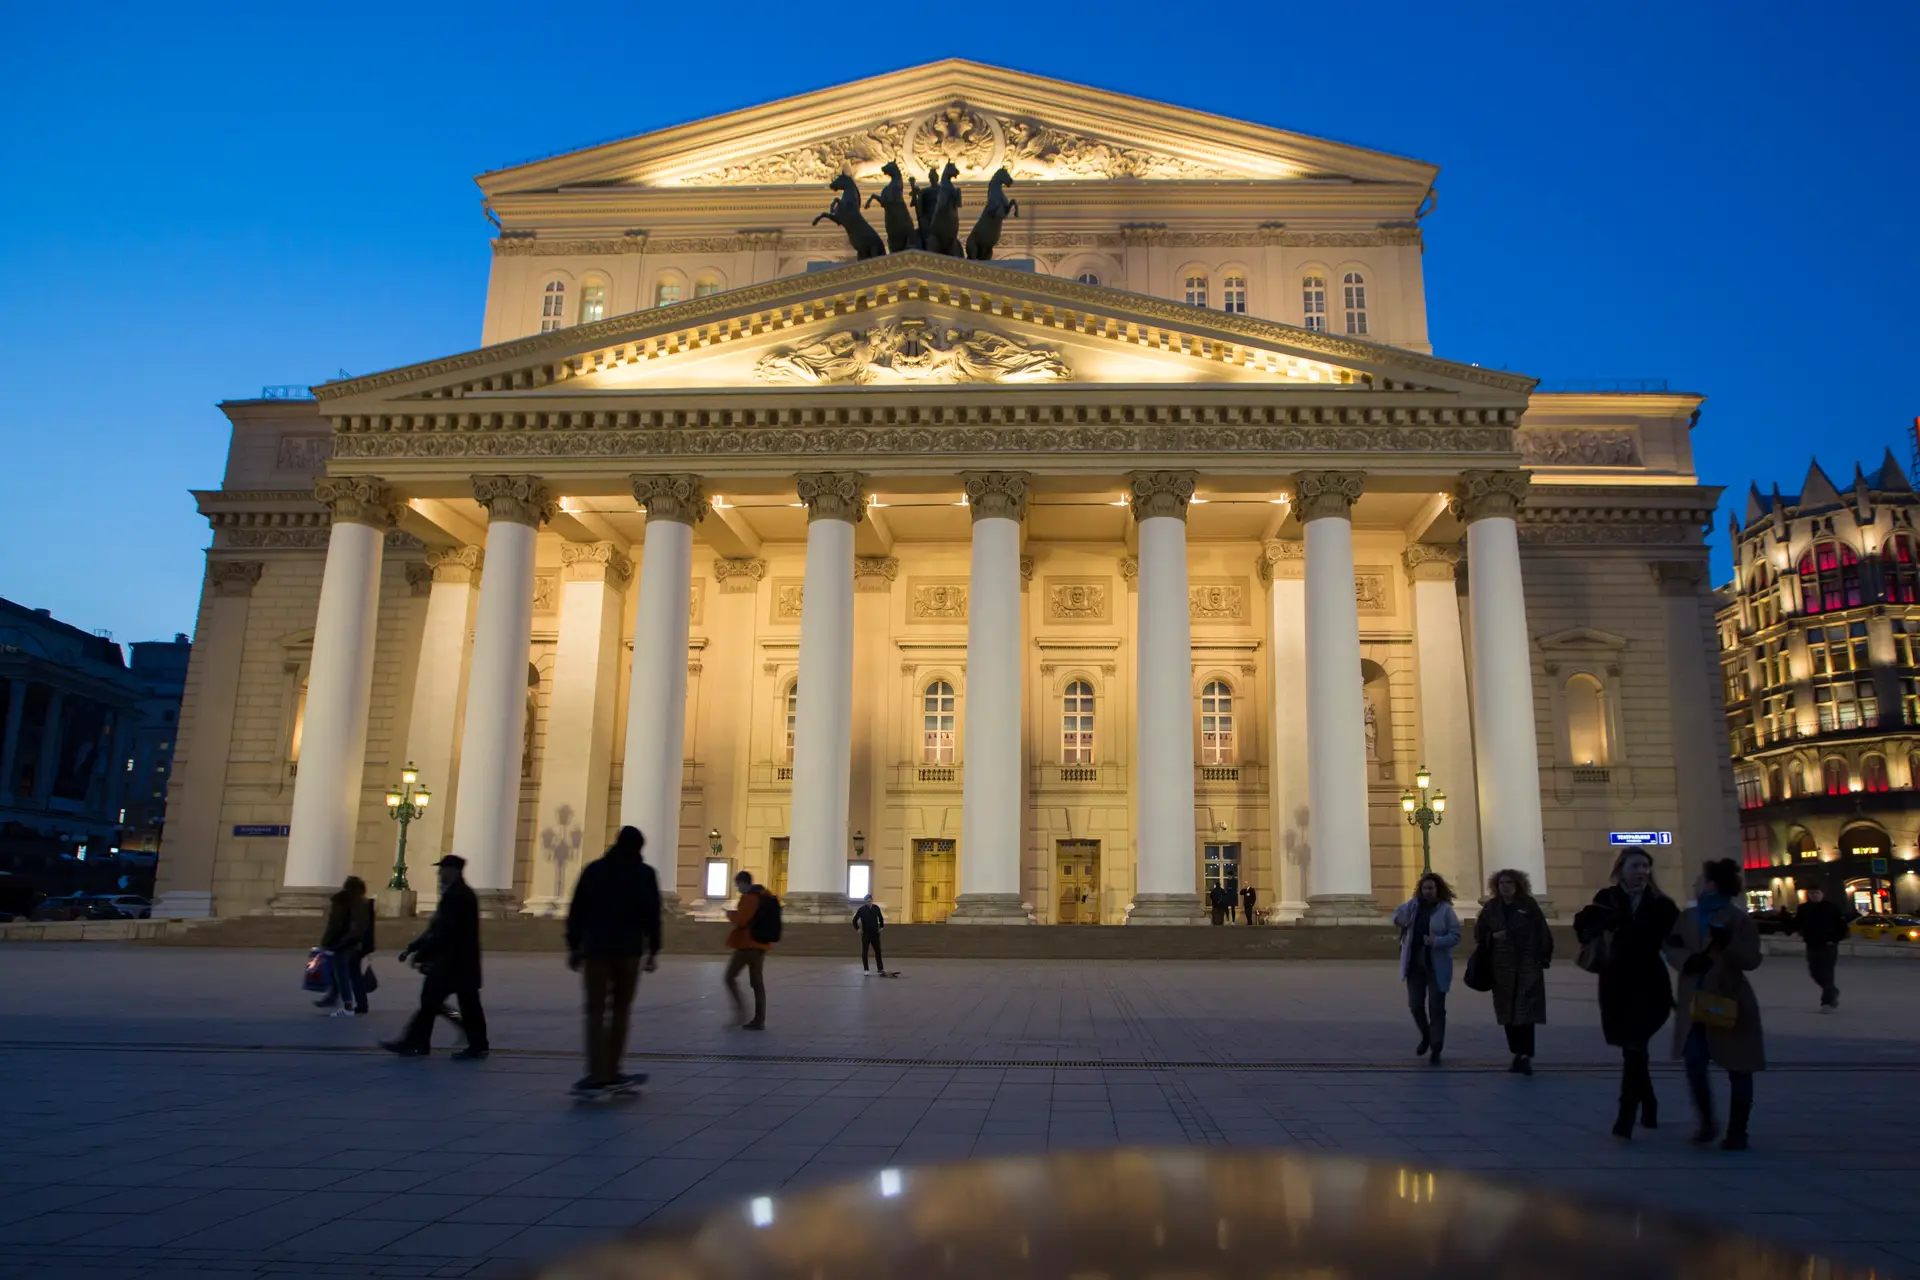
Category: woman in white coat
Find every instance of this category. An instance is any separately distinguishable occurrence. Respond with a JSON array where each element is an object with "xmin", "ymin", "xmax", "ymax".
[{"xmin": 1391, "ymin": 872, "xmax": 1463, "ymax": 1066}]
